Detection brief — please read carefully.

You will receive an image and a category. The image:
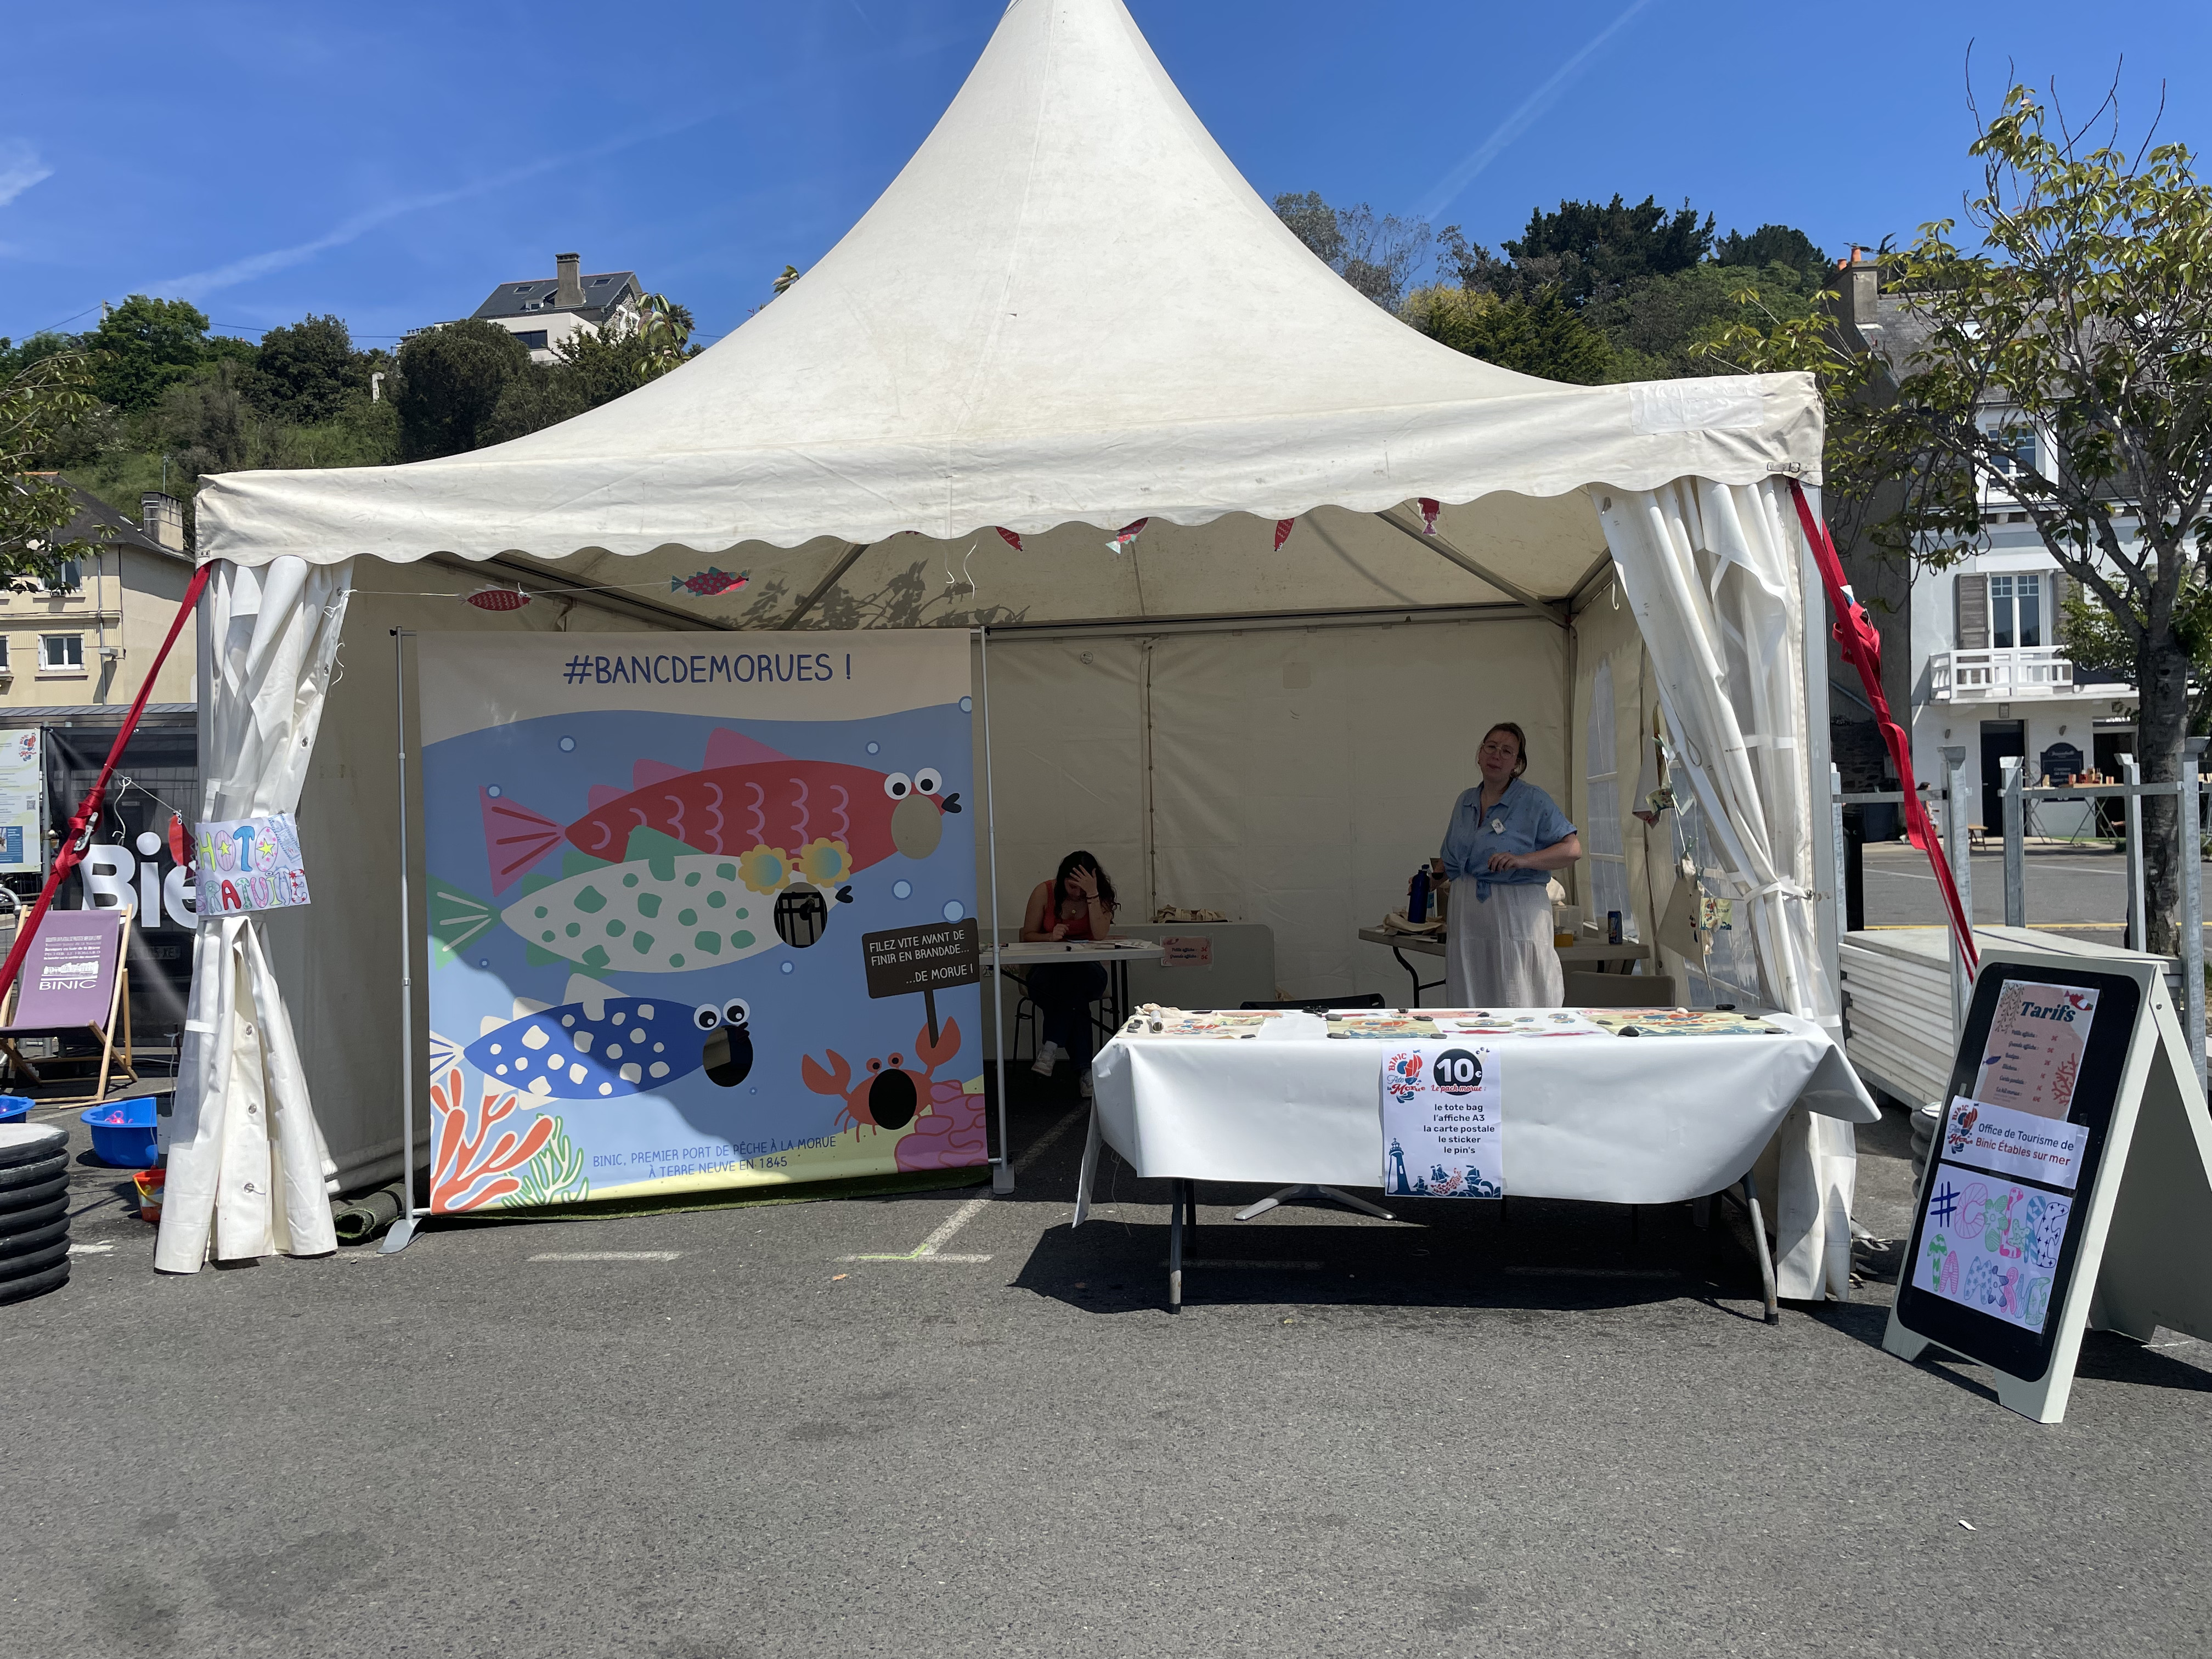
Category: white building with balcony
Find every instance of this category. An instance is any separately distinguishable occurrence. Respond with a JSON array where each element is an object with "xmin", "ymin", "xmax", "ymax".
[
  {"xmin": 1905, "ymin": 426, "xmax": 2138, "ymax": 842},
  {"xmin": 1822, "ymin": 253, "xmax": 2143, "ymax": 845}
]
